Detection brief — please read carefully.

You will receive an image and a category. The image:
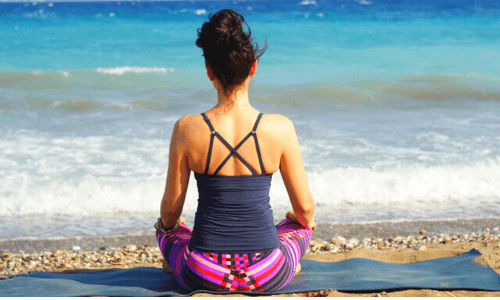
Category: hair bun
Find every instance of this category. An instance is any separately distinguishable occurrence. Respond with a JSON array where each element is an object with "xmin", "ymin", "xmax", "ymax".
[{"xmin": 196, "ymin": 9, "xmax": 267, "ymax": 94}]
